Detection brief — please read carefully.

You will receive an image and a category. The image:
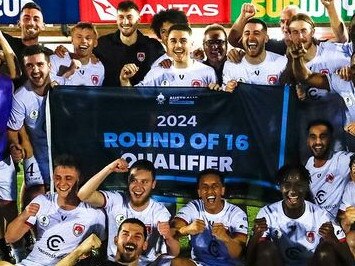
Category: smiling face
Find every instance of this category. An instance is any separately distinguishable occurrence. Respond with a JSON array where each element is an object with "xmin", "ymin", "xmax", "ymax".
[
  {"xmin": 117, "ymin": 8, "xmax": 140, "ymax": 37},
  {"xmin": 115, "ymin": 222, "xmax": 147, "ymax": 263},
  {"xmin": 23, "ymin": 53, "xmax": 50, "ymax": 91},
  {"xmin": 167, "ymin": 29, "xmax": 192, "ymax": 66},
  {"xmin": 71, "ymin": 27, "xmax": 97, "ymax": 59},
  {"xmin": 198, "ymin": 173, "xmax": 225, "ymax": 214},
  {"xmin": 128, "ymin": 168, "xmax": 156, "ymax": 209},
  {"xmin": 280, "ymin": 172, "xmax": 309, "ymax": 215},
  {"xmin": 19, "ymin": 8, "xmax": 45, "ymax": 42},
  {"xmin": 203, "ymin": 29, "xmax": 227, "ymax": 65},
  {"xmin": 53, "ymin": 166, "xmax": 80, "ymax": 199},
  {"xmin": 307, "ymin": 124, "xmax": 332, "ymax": 161},
  {"xmin": 242, "ymin": 22, "xmax": 268, "ymax": 58}
]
